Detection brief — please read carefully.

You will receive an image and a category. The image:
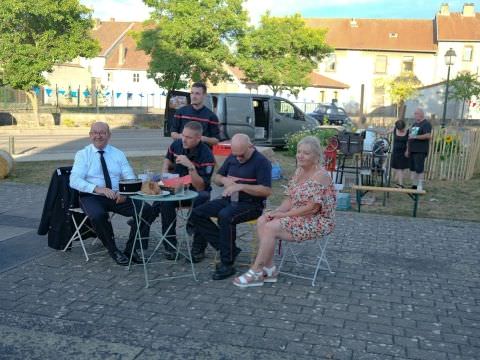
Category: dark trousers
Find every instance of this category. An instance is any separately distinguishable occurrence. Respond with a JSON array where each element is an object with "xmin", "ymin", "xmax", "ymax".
[
  {"xmin": 79, "ymin": 195, "xmax": 155, "ymax": 255},
  {"xmin": 152, "ymin": 191, "xmax": 210, "ymax": 252},
  {"xmin": 189, "ymin": 198, "xmax": 263, "ymax": 265}
]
